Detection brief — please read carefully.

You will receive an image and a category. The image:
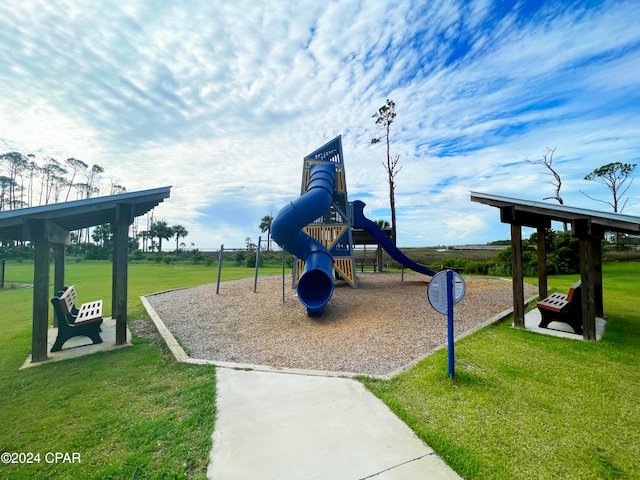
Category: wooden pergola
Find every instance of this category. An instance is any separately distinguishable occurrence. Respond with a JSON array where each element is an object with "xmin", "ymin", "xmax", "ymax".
[
  {"xmin": 471, "ymin": 192, "xmax": 640, "ymax": 340},
  {"xmin": 0, "ymin": 186, "xmax": 171, "ymax": 362}
]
